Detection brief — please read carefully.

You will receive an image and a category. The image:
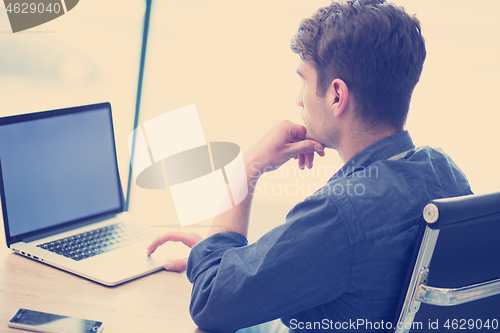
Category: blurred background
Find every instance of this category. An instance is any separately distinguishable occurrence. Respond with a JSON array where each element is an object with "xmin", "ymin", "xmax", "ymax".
[{"xmin": 0, "ymin": 0, "xmax": 499, "ymax": 243}]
